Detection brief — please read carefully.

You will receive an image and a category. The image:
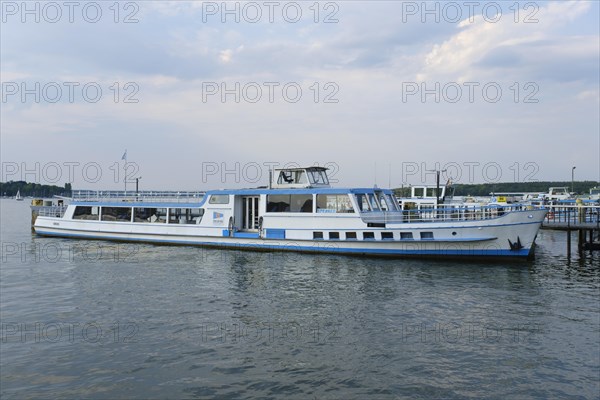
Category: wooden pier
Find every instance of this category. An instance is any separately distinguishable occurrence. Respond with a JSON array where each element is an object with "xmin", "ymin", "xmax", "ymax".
[{"xmin": 541, "ymin": 203, "xmax": 600, "ymax": 255}]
